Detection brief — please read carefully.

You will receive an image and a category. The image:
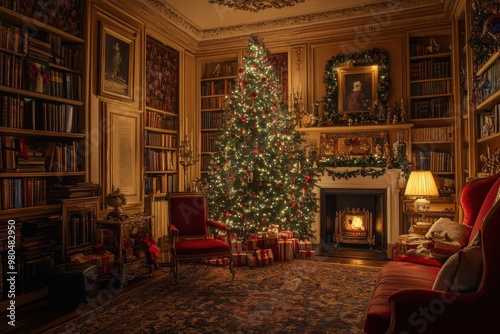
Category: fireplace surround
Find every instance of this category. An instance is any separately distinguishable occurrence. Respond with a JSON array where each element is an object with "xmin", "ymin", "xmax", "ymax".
[{"xmin": 312, "ymin": 168, "xmax": 402, "ymax": 249}]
